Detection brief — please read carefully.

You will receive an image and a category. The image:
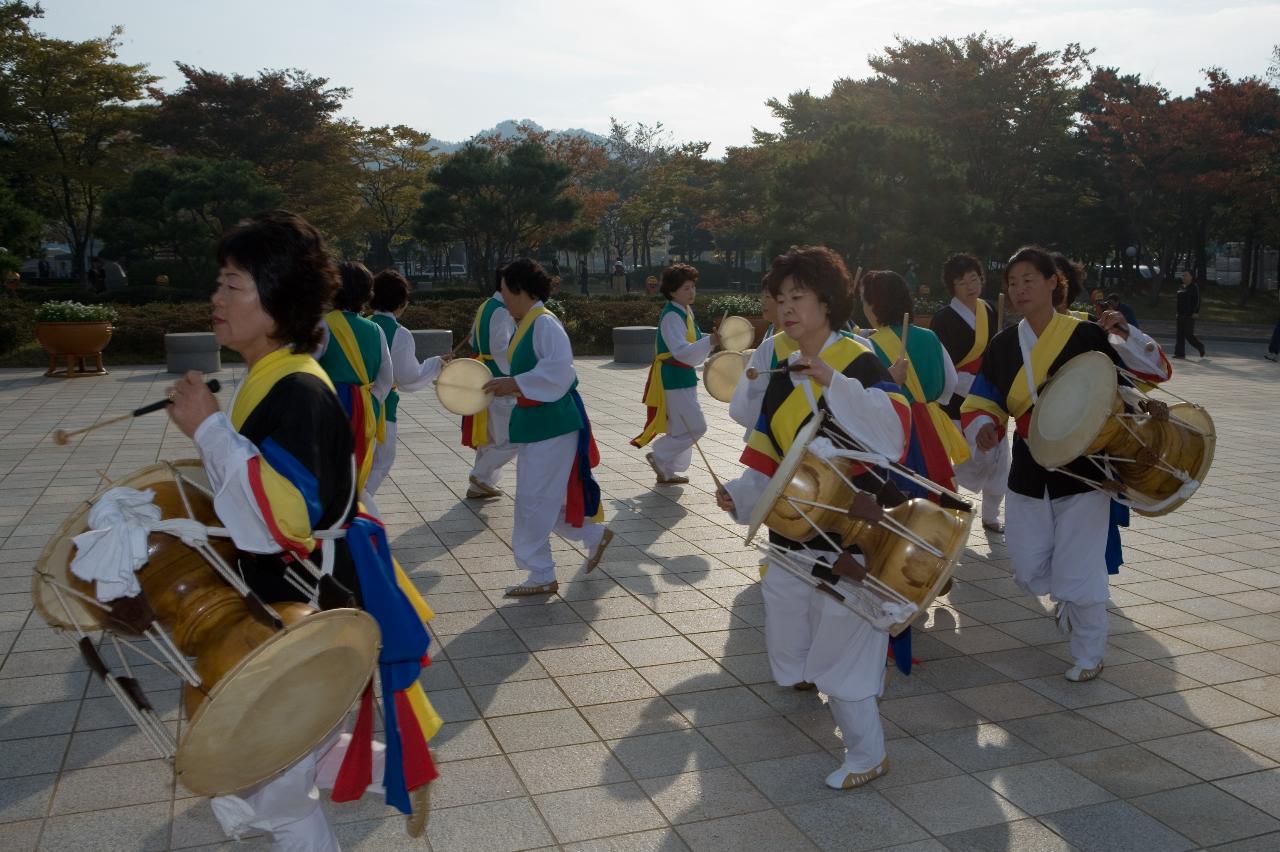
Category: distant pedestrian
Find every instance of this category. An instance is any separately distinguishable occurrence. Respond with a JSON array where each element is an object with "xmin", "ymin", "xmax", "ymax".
[
  {"xmin": 1266, "ymin": 288, "xmax": 1279, "ymax": 362},
  {"xmin": 1174, "ymin": 272, "xmax": 1205, "ymax": 359},
  {"xmin": 578, "ymin": 258, "xmax": 589, "ymax": 295}
]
